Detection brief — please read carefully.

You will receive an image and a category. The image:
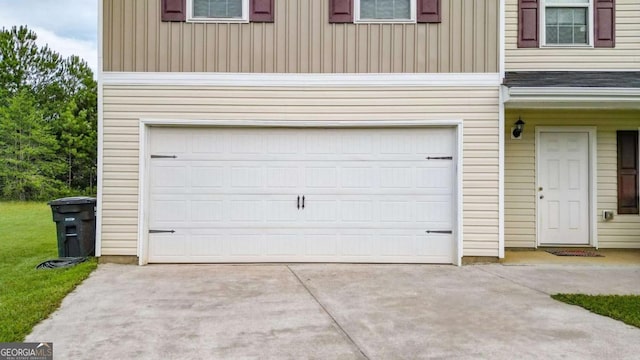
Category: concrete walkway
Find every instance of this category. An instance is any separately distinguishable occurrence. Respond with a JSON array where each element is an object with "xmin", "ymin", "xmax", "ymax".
[{"xmin": 27, "ymin": 264, "xmax": 640, "ymax": 359}]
